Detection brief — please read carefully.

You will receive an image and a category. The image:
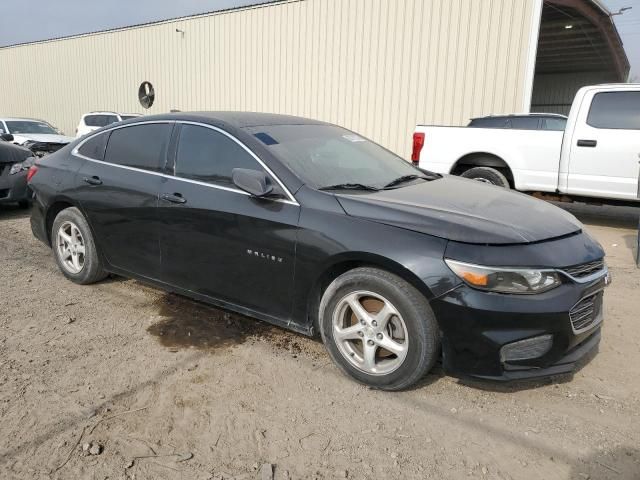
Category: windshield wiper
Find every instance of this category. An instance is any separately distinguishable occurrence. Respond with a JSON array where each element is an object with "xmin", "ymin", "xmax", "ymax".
[
  {"xmin": 383, "ymin": 174, "xmax": 428, "ymax": 189},
  {"xmin": 319, "ymin": 183, "xmax": 380, "ymax": 192}
]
